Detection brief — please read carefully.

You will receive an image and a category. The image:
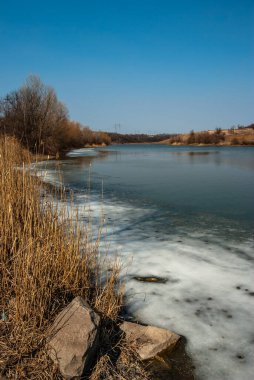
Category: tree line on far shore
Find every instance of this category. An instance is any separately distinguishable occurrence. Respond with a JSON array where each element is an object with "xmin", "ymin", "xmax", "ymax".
[
  {"xmin": 108, "ymin": 132, "xmax": 176, "ymax": 144},
  {"xmin": 169, "ymin": 125, "xmax": 254, "ymax": 146},
  {"xmin": 0, "ymin": 76, "xmax": 111, "ymax": 154}
]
